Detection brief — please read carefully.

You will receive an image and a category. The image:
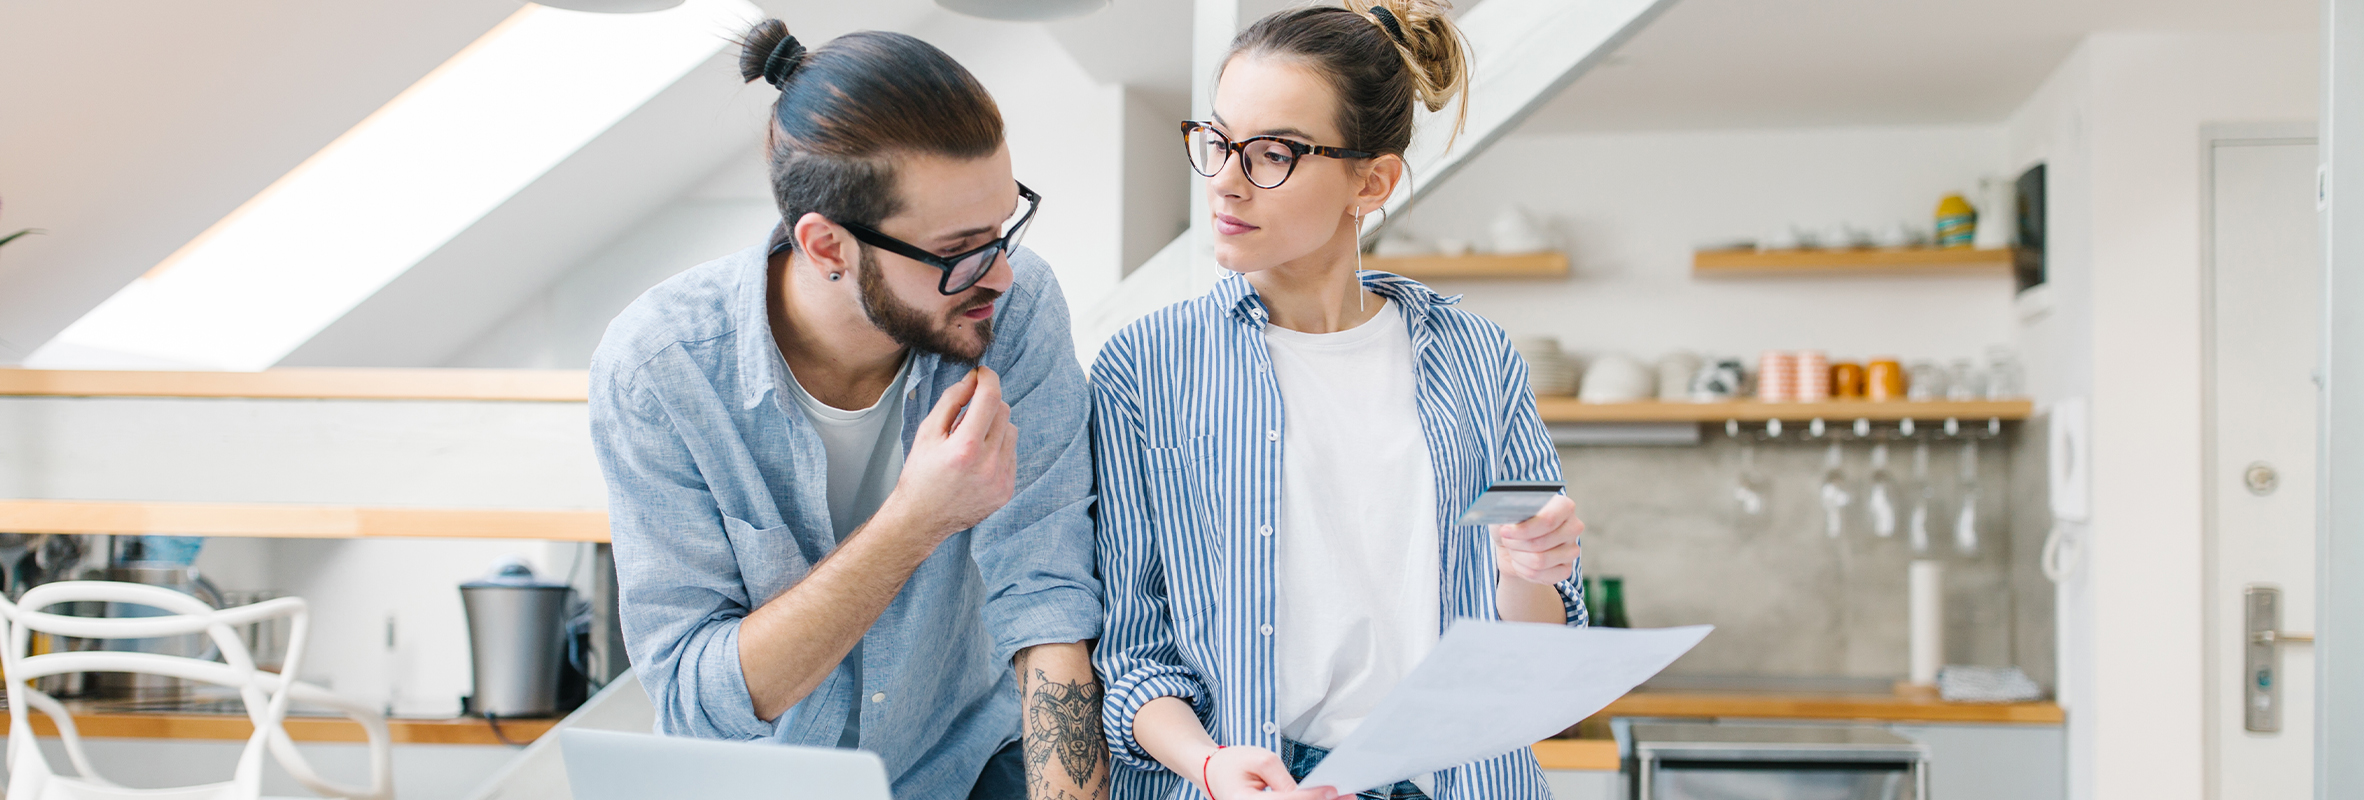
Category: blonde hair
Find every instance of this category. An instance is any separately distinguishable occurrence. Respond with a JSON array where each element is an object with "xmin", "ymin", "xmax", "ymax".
[{"xmin": 1227, "ymin": 0, "xmax": 1472, "ymax": 156}]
